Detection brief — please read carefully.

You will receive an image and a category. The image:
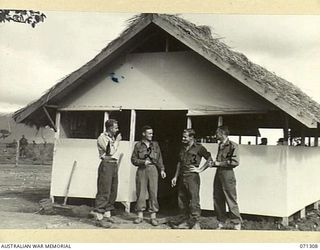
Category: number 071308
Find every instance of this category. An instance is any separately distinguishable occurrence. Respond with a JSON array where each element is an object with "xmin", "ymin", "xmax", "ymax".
[{"xmin": 300, "ymin": 244, "xmax": 318, "ymax": 248}]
